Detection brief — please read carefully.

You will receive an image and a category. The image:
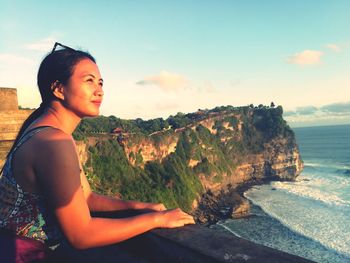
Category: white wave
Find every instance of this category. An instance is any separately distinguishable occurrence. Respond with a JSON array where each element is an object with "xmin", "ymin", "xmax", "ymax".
[
  {"xmin": 271, "ymin": 181, "xmax": 350, "ymax": 207},
  {"xmin": 304, "ymin": 162, "xmax": 350, "ymax": 172},
  {"xmin": 304, "ymin": 162, "xmax": 322, "ymax": 167},
  {"xmin": 216, "ymin": 221, "xmax": 244, "ymax": 239},
  {"xmin": 294, "ymin": 172, "xmax": 349, "ymax": 191},
  {"xmin": 245, "ymin": 186, "xmax": 350, "ymax": 257}
]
